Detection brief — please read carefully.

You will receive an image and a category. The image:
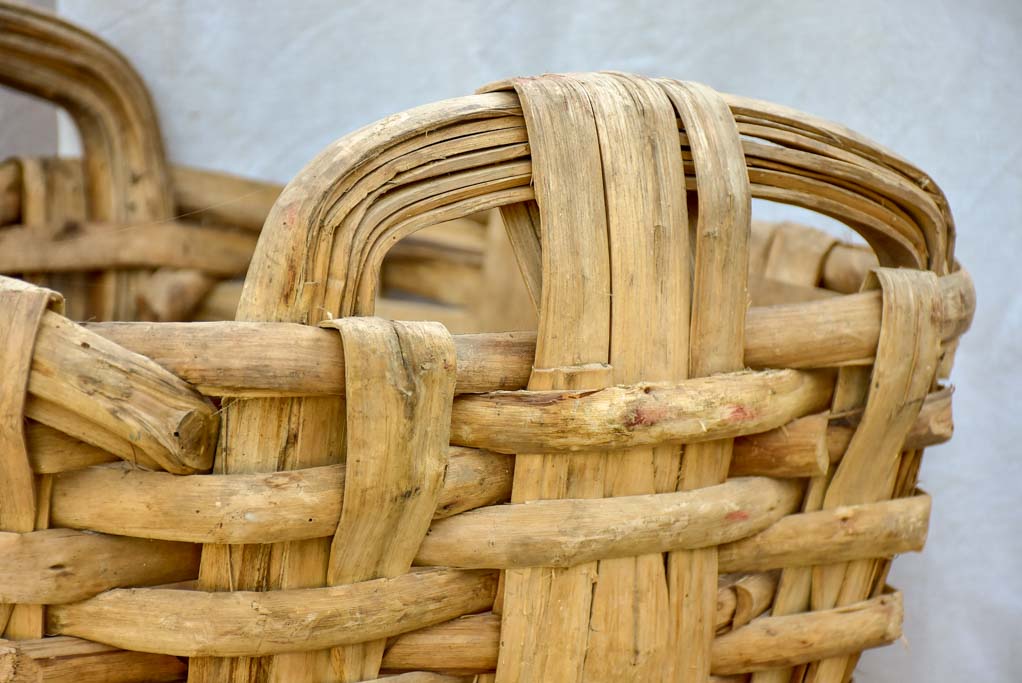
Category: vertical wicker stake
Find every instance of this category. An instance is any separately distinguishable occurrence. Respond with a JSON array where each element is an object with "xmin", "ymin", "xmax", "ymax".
[
  {"xmin": 805, "ymin": 269, "xmax": 941, "ymax": 683},
  {"xmin": 489, "ymin": 75, "xmax": 615, "ymax": 682},
  {"xmin": 322, "ymin": 317, "xmax": 456, "ymax": 681},
  {"xmin": 577, "ymin": 73, "xmax": 688, "ymax": 681},
  {"xmin": 662, "ymin": 80, "xmax": 752, "ymax": 682},
  {"xmin": 0, "ymin": 279, "xmax": 63, "ymax": 638},
  {"xmin": 484, "ymin": 73, "xmax": 747, "ymax": 681}
]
